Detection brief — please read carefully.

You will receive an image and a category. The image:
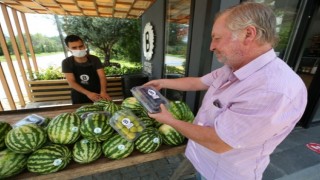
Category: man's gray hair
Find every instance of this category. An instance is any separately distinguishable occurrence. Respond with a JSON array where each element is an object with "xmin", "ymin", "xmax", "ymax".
[{"xmin": 216, "ymin": 2, "xmax": 278, "ymax": 46}]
